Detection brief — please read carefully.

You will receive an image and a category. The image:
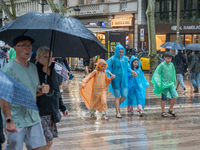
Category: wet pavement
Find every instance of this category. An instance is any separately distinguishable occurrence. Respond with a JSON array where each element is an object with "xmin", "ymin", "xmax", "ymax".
[
  {"xmin": 50, "ymin": 72, "xmax": 200, "ymax": 150},
  {"xmin": 3, "ymin": 71, "xmax": 200, "ymax": 150}
]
